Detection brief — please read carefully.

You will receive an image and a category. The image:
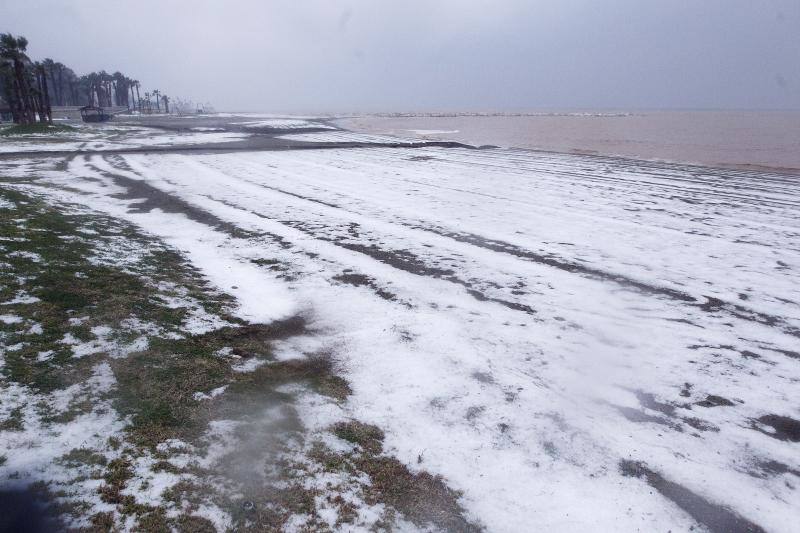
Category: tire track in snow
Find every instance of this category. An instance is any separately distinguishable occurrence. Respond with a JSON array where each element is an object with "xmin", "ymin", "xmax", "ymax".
[
  {"xmin": 93, "ymin": 155, "xmax": 537, "ymax": 316},
  {"xmin": 173, "ymin": 154, "xmax": 800, "ymax": 339}
]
